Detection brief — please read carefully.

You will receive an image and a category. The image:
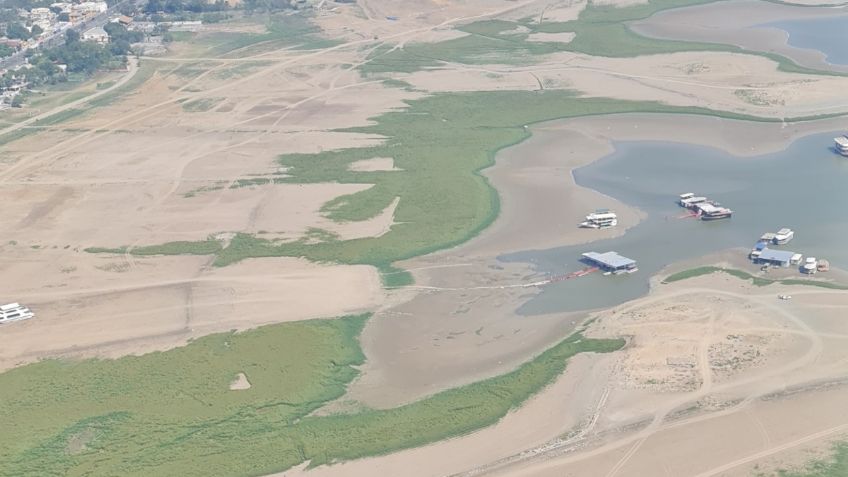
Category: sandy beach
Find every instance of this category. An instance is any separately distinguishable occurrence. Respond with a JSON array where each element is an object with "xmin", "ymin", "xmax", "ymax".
[
  {"xmin": 3, "ymin": 1, "xmax": 848, "ymax": 475},
  {"xmin": 631, "ymin": 0, "xmax": 848, "ymax": 73},
  {"xmin": 345, "ymin": 112, "xmax": 848, "ymax": 409}
]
